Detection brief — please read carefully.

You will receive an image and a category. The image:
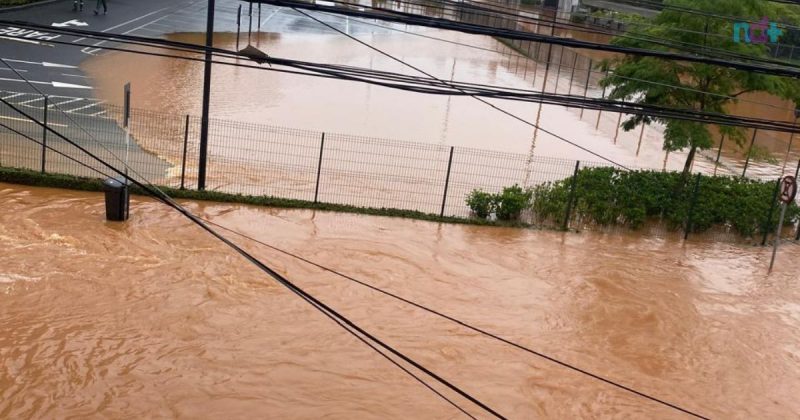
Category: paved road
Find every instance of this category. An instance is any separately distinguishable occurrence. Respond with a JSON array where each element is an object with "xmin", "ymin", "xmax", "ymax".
[
  {"xmin": 0, "ymin": 0, "xmax": 402, "ymax": 183},
  {"xmin": 0, "ymin": 0, "xmax": 397, "ymax": 108}
]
